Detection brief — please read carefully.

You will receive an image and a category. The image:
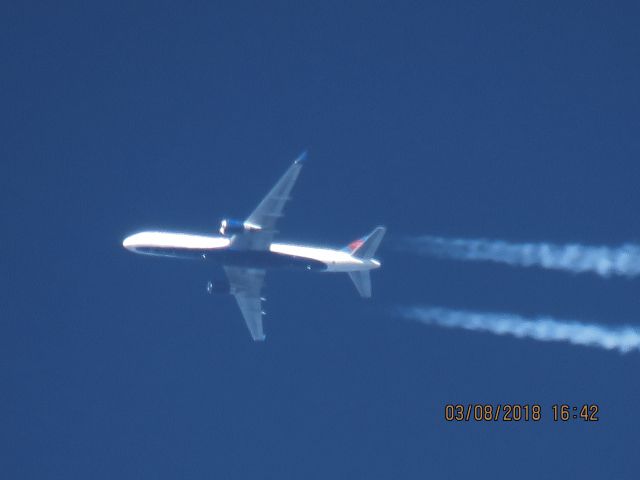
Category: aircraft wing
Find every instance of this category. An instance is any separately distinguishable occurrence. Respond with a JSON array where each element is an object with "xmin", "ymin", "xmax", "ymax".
[
  {"xmin": 224, "ymin": 266, "xmax": 267, "ymax": 341},
  {"xmin": 231, "ymin": 152, "xmax": 305, "ymax": 251}
]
